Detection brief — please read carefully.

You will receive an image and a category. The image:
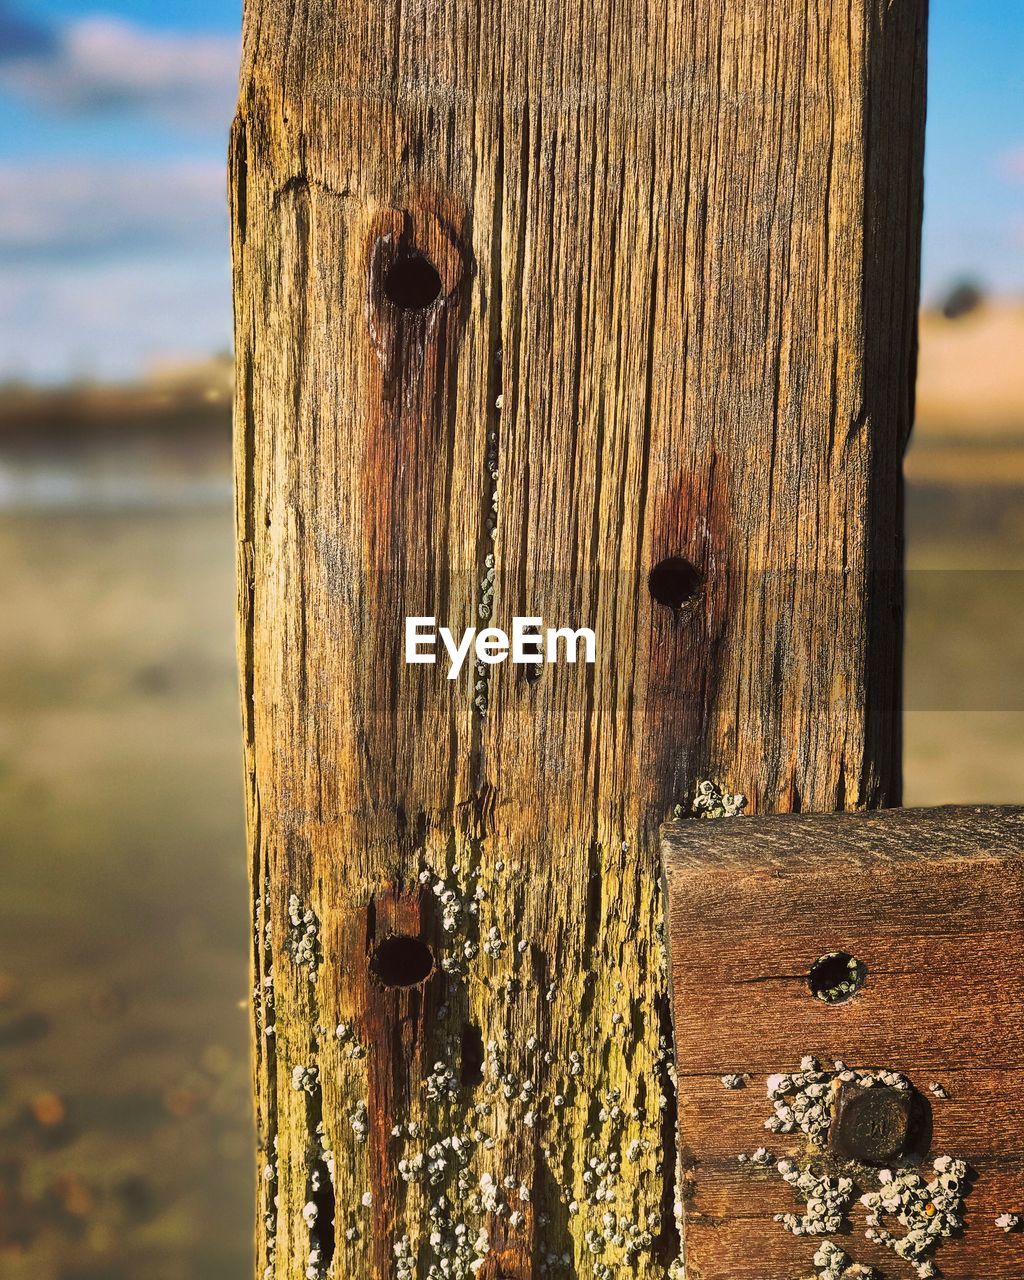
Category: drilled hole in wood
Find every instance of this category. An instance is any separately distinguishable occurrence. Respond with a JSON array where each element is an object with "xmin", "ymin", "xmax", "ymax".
[
  {"xmin": 808, "ymin": 950, "xmax": 866, "ymax": 1004},
  {"xmin": 383, "ymin": 252, "xmax": 443, "ymax": 310},
  {"xmin": 648, "ymin": 556, "xmax": 702, "ymax": 609},
  {"xmin": 370, "ymin": 934, "xmax": 434, "ymax": 987}
]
